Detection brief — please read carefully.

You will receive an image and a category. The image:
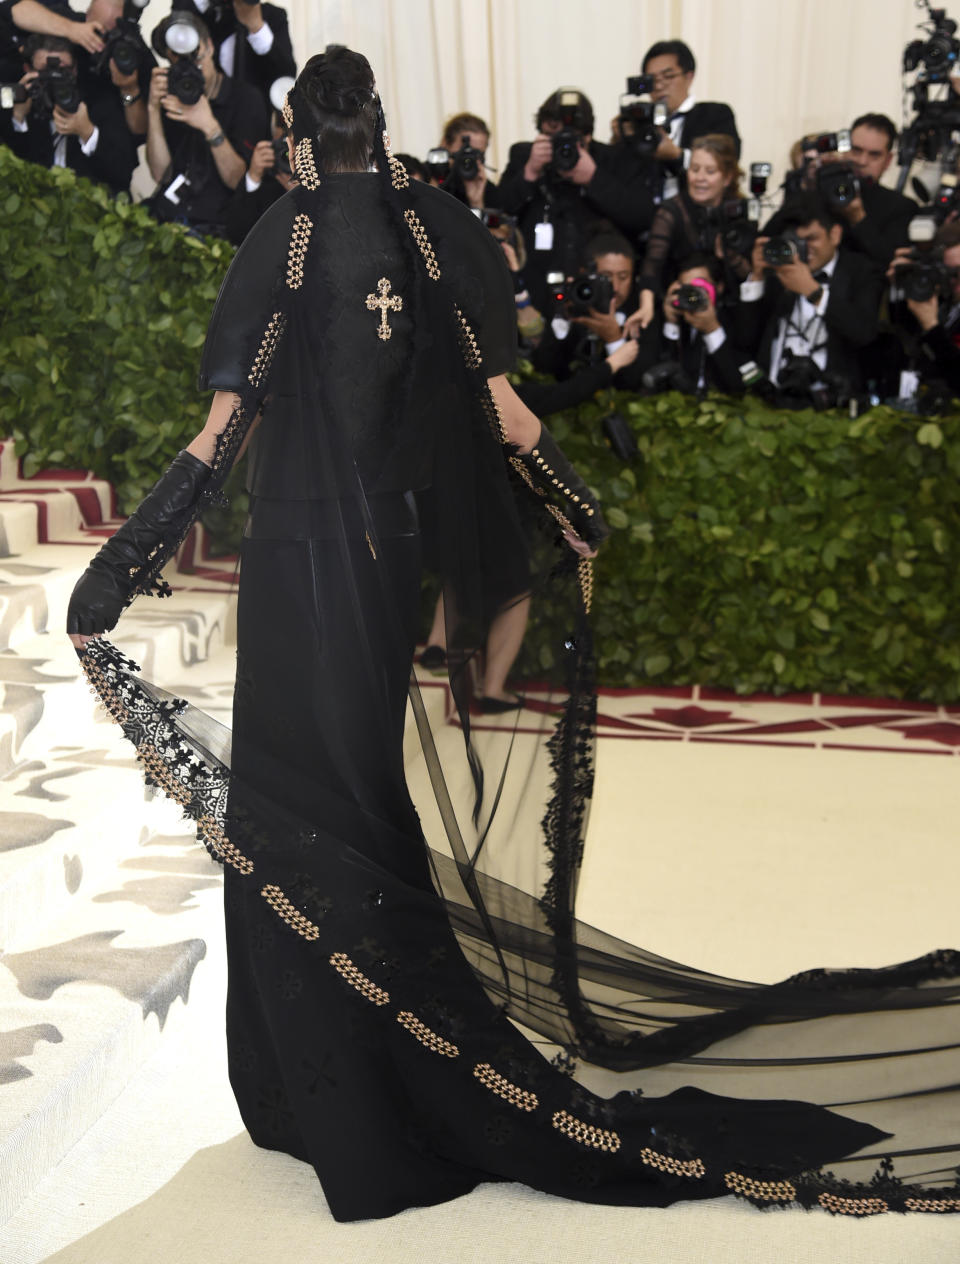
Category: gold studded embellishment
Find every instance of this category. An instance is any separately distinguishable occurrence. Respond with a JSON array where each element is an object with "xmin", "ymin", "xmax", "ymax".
[
  {"xmin": 365, "ymin": 277, "xmax": 403, "ymax": 341},
  {"xmin": 473, "ymin": 1063, "xmax": 538, "ymax": 1112},
  {"xmin": 818, "ymin": 1193, "xmax": 889, "ymax": 1216},
  {"xmin": 639, "ymin": 1147, "xmax": 706, "ymax": 1180},
  {"xmin": 294, "ymin": 136, "xmax": 321, "ymax": 190},
  {"xmin": 530, "ymin": 448, "xmax": 595, "ymax": 517},
  {"xmin": 281, "ymin": 92, "xmax": 294, "ymax": 130},
  {"xmin": 286, "ymin": 213, "xmax": 313, "ymax": 290},
  {"xmin": 330, "ymin": 953, "xmax": 390, "ymax": 1006},
  {"xmin": 383, "ymin": 132, "xmax": 410, "ymax": 190},
  {"xmin": 904, "ymin": 1197, "xmax": 960, "ymax": 1212},
  {"xmin": 396, "ymin": 1011, "xmax": 459, "ymax": 1057},
  {"xmin": 551, "ymin": 1109, "xmax": 621, "ymax": 1154},
  {"xmin": 724, "ymin": 1172, "xmax": 795, "ymax": 1204},
  {"xmin": 248, "ymin": 312, "xmax": 286, "ymax": 388},
  {"xmin": 578, "ymin": 556, "xmax": 594, "ymax": 615},
  {"xmin": 454, "ymin": 305, "xmax": 482, "ymax": 369},
  {"xmin": 403, "ymin": 209, "xmax": 441, "ymax": 280},
  {"xmin": 481, "ymin": 388, "xmax": 507, "ymax": 444},
  {"xmin": 261, "ymin": 884, "xmax": 320, "ymax": 940}
]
